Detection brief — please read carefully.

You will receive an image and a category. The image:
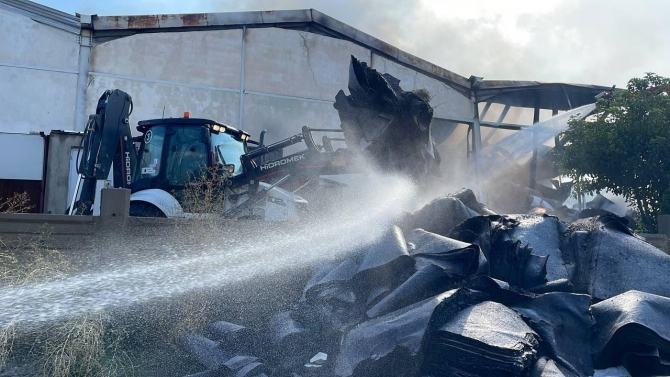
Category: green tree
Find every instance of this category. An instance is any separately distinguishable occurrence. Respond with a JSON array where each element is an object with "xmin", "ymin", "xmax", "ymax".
[{"xmin": 558, "ymin": 73, "xmax": 670, "ymax": 232}]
